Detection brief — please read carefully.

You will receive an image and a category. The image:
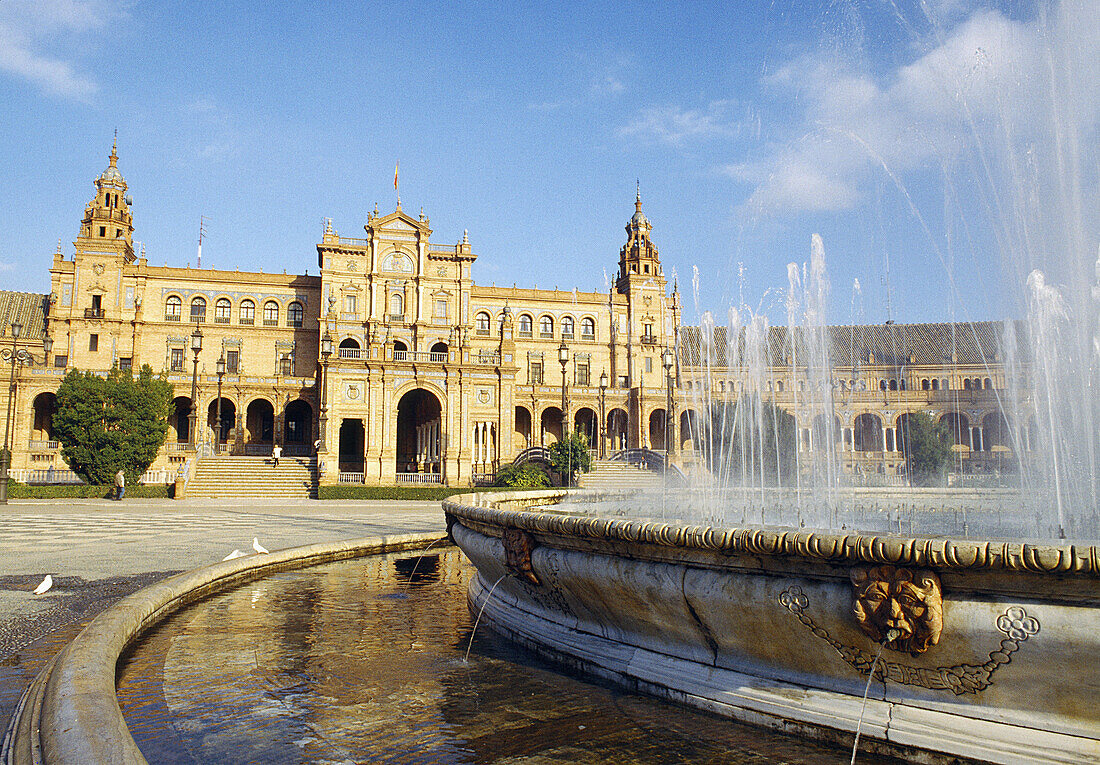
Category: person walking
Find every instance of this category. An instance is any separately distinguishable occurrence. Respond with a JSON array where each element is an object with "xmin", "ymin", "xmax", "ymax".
[
  {"xmin": 272, "ymin": 443, "xmax": 282, "ymax": 467},
  {"xmin": 114, "ymin": 469, "xmax": 125, "ymax": 501}
]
